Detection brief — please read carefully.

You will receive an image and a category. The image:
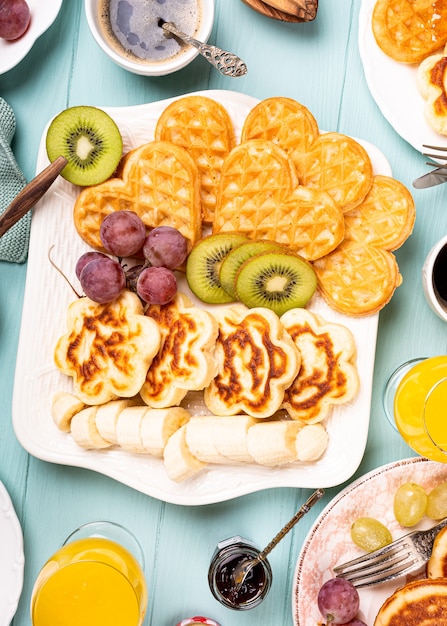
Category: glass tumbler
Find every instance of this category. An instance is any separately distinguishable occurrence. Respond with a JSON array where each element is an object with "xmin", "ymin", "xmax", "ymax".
[{"xmin": 30, "ymin": 521, "xmax": 148, "ymax": 626}]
